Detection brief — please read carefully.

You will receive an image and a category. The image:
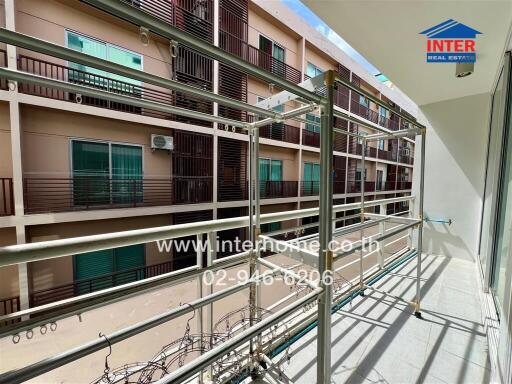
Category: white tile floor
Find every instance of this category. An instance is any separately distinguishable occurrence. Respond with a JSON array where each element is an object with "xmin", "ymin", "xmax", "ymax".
[{"xmin": 282, "ymin": 254, "xmax": 491, "ymax": 384}]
